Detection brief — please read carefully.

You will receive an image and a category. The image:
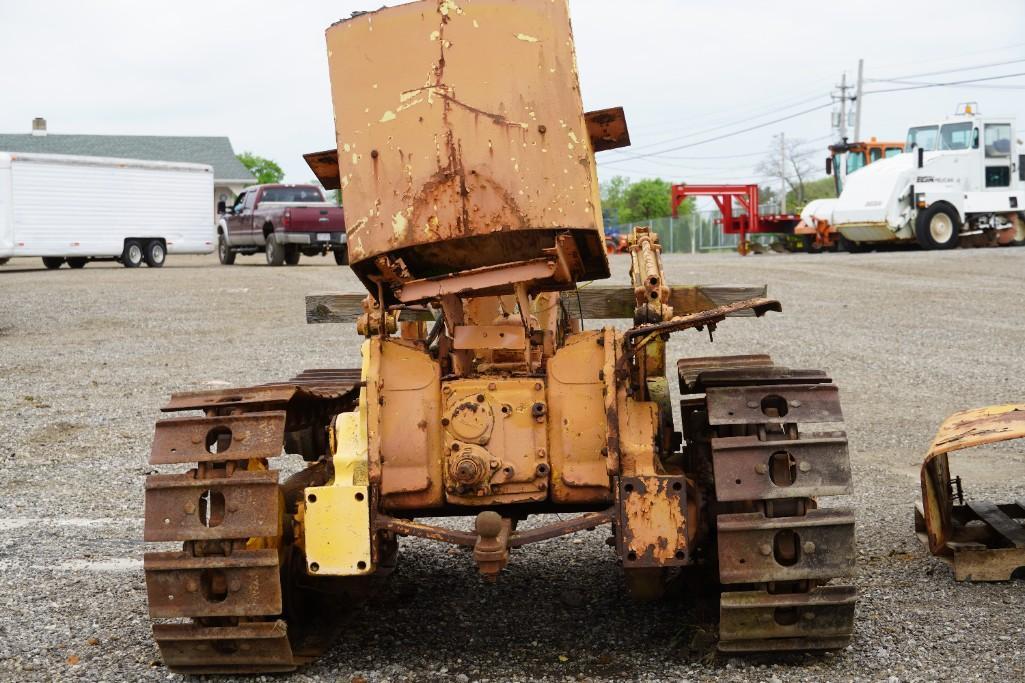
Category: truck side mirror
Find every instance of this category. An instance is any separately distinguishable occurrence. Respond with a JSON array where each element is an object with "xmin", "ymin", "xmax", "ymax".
[
  {"xmin": 825, "ymin": 157, "xmax": 833, "ymax": 176},
  {"xmin": 1020, "ymin": 155, "xmax": 1024, "ymax": 181},
  {"xmin": 217, "ymin": 200, "xmax": 227, "ymax": 214},
  {"xmin": 917, "ymin": 147, "xmax": 924, "ymax": 169}
]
